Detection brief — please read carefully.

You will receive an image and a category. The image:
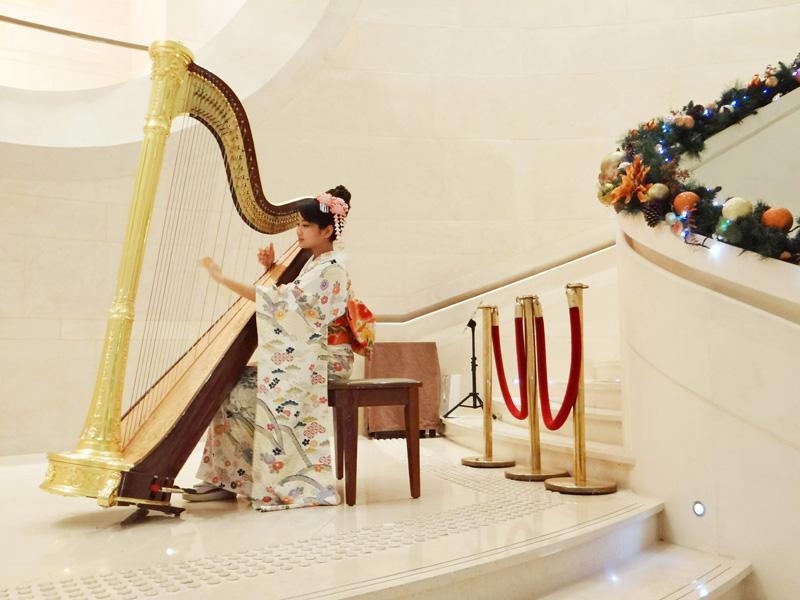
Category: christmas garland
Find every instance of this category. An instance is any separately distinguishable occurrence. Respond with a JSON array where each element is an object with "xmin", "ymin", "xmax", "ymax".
[{"xmin": 598, "ymin": 54, "xmax": 800, "ymax": 264}]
